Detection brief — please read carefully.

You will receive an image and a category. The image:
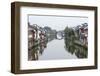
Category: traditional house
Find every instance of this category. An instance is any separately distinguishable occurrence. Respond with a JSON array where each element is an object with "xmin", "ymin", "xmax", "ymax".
[{"xmin": 78, "ymin": 23, "xmax": 88, "ymax": 45}]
